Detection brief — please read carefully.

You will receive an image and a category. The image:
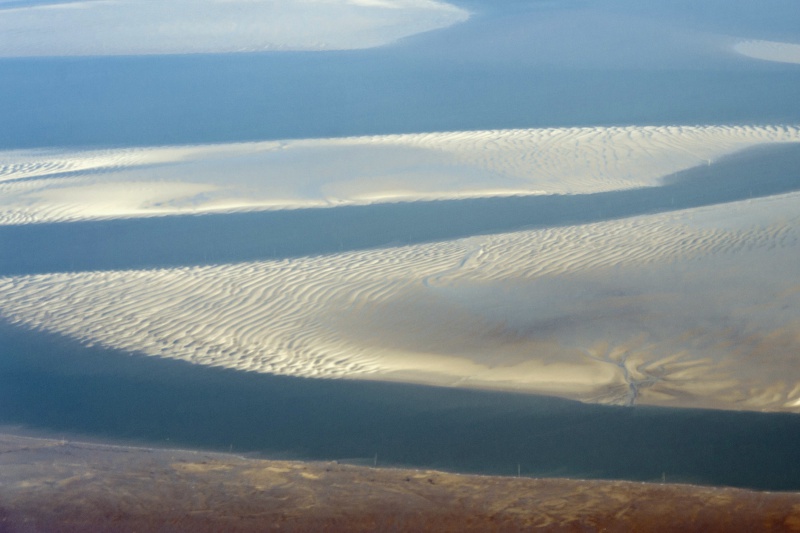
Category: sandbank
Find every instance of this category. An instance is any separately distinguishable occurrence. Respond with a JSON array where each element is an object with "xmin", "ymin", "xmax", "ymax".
[
  {"xmin": 0, "ymin": 0, "xmax": 468, "ymax": 56},
  {"xmin": 734, "ymin": 39, "xmax": 800, "ymax": 64},
  {"xmin": 1, "ymin": 124, "xmax": 798, "ymax": 225},
  {"xmin": 2, "ymin": 124, "xmax": 800, "ymax": 413},
  {"xmin": 1, "ymin": 189, "xmax": 799, "ymax": 412}
]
